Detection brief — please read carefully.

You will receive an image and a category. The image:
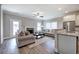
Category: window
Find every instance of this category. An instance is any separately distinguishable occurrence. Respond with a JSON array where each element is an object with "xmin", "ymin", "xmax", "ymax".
[
  {"xmin": 45, "ymin": 22, "xmax": 57, "ymax": 29},
  {"xmin": 37, "ymin": 22, "xmax": 41, "ymax": 31},
  {"xmin": 51, "ymin": 22, "xmax": 57, "ymax": 29},
  {"xmin": 45, "ymin": 23, "xmax": 51, "ymax": 29}
]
